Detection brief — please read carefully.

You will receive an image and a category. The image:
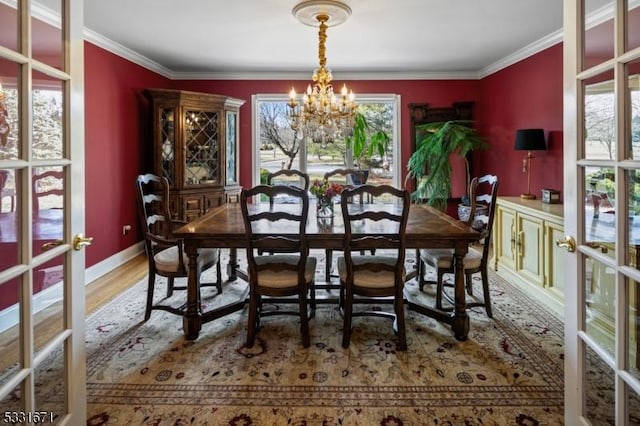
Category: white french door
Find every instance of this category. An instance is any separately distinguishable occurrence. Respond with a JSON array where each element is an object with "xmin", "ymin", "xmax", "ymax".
[
  {"xmin": 564, "ymin": 0, "xmax": 640, "ymax": 423},
  {"xmin": 0, "ymin": 0, "xmax": 86, "ymax": 423}
]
